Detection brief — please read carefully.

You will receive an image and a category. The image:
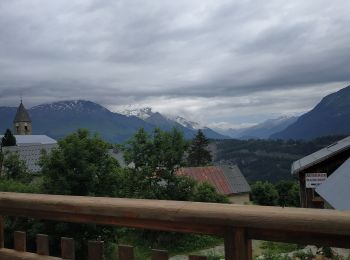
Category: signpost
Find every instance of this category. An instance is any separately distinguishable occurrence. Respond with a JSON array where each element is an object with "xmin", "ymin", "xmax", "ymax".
[{"xmin": 305, "ymin": 173, "xmax": 327, "ymax": 188}]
